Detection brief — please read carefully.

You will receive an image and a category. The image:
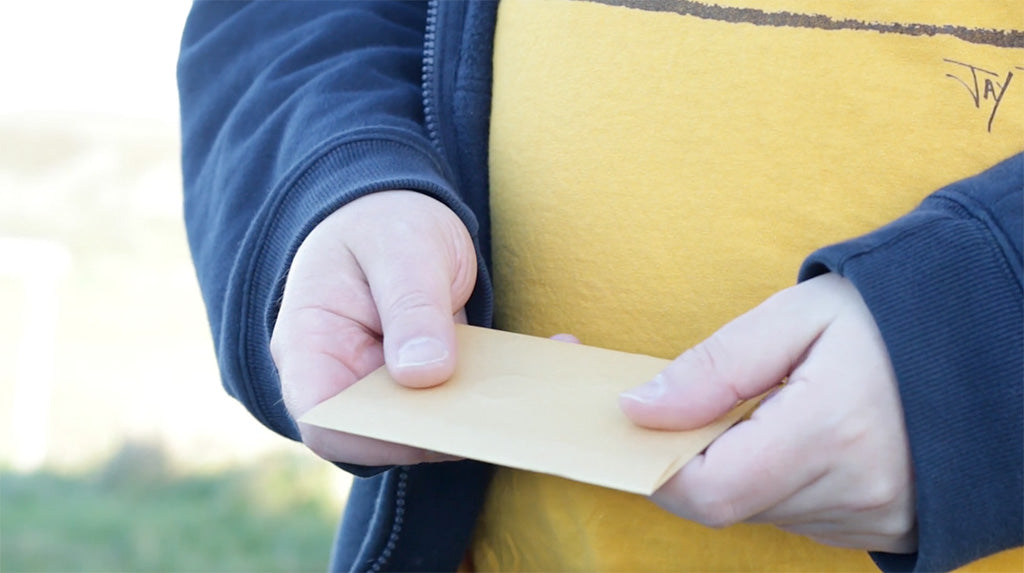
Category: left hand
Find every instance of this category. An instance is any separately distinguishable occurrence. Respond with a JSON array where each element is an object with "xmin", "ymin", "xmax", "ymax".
[{"xmin": 619, "ymin": 273, "xmax": 917, "ymax": 553}]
